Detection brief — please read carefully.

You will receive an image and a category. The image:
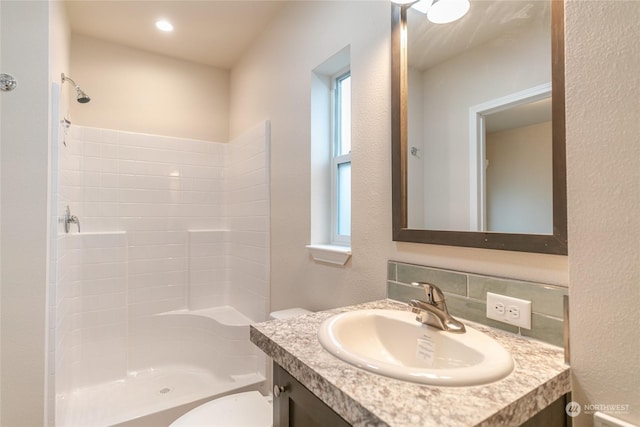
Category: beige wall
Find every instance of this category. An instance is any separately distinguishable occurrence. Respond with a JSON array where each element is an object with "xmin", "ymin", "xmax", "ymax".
[
  {"xmin": 566, "ymin": 0, "xmax": 640, "ymax": 425},
  {"xmin": 233, "ymin": 1, "xmax": 638, "ymax": 425},
  {"xmin": 69, "ymin": 34, "xmax": 230, "ymax": 142},
  {"xmin": 0, "ymin": 1, "xmax": 50, "ymax": 425},
  {"xmin": 231, "ymin": 0, "xmax": 568, "ymax": 319},
  {"xmin": 486, "ymin": 121, "xmax": 553, "ymax": 234},
  {"xmin": 0, "ymin": 1, "xmax": 637, "ymax": 426},
  {"xmin": 230, "ymin": 1, "xmax": 392, "ymax": 311}
]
